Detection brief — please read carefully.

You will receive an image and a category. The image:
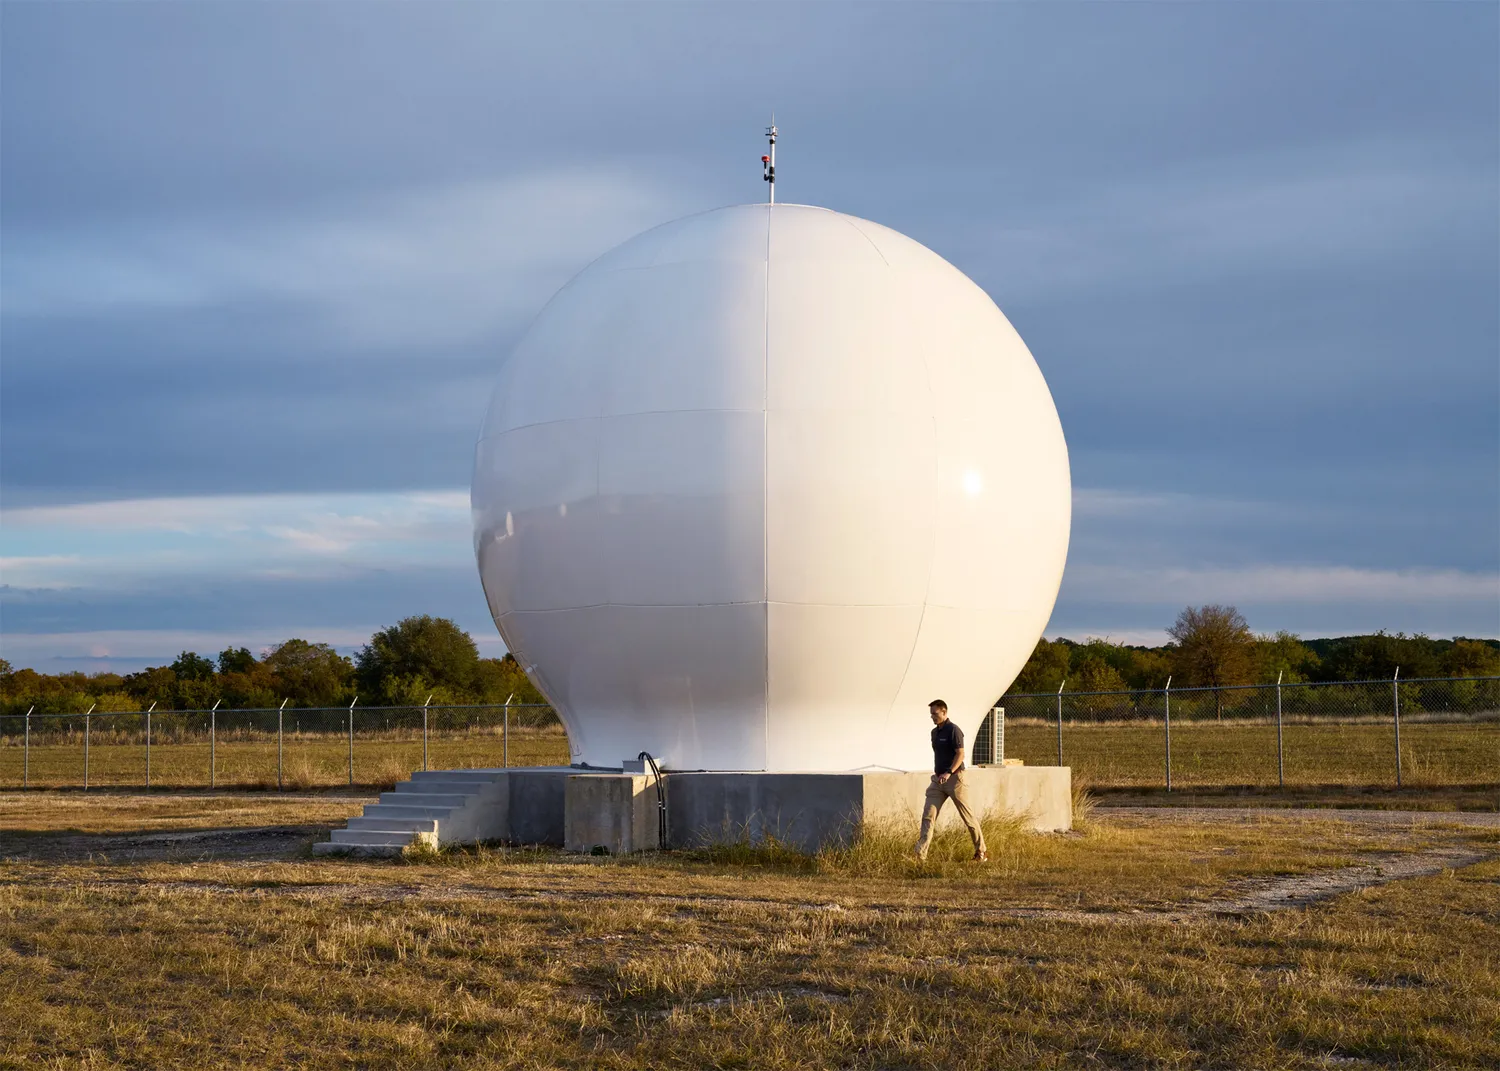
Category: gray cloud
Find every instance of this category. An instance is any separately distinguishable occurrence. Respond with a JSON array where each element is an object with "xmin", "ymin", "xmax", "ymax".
[{"xmin": 2, "ymin": 3, "xmax": 1495, "ymax": 663}]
